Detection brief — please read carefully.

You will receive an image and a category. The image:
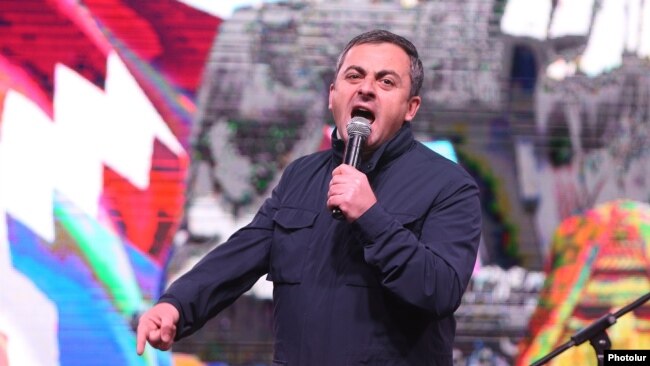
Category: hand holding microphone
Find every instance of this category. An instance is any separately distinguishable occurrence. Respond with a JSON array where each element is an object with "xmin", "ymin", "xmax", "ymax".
[{"xmin": 329, "ymin": 117, "xmax": 374, "ymax": 220}]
